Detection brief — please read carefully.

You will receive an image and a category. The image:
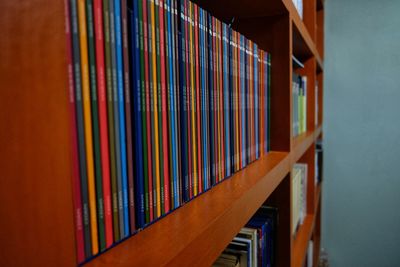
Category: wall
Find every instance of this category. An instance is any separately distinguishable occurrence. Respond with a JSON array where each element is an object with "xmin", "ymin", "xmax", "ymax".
[{"xmin": 323, "ymin": 0, "xmax": 400, "ymax": 266}]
